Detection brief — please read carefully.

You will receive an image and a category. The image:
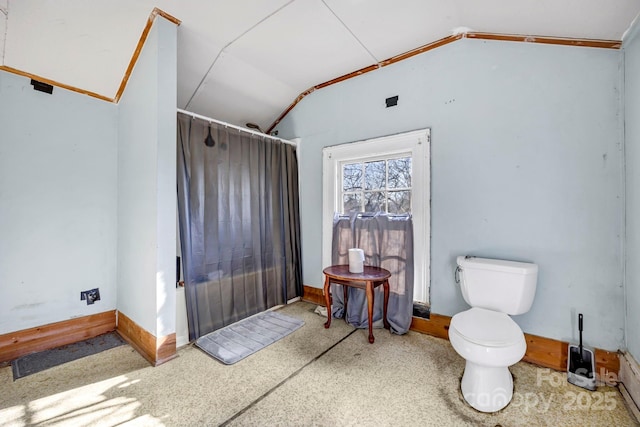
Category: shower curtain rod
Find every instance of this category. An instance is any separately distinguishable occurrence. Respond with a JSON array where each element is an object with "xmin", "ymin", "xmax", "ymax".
[{"xmin": 177, "ymin": 108, "xmax": 297, "ymax": 146}]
